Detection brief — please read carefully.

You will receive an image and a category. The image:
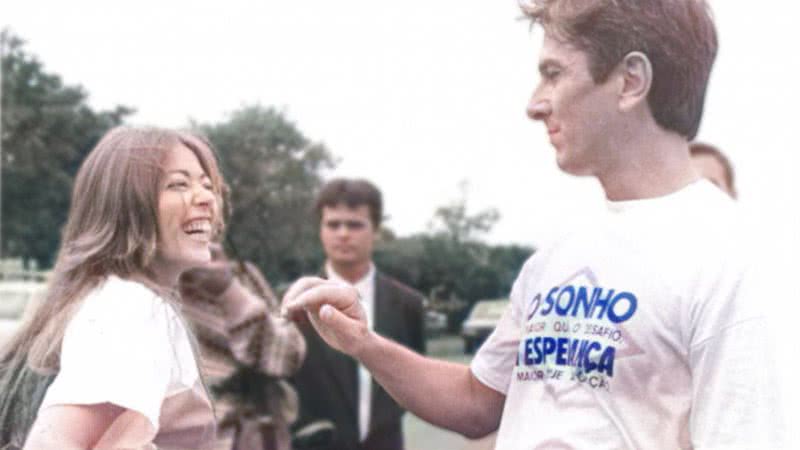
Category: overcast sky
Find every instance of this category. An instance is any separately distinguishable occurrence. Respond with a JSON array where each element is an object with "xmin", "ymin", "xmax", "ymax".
[{"xmin": 4, "ymin": 0, "xmax": 800, "ymax": 433}]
